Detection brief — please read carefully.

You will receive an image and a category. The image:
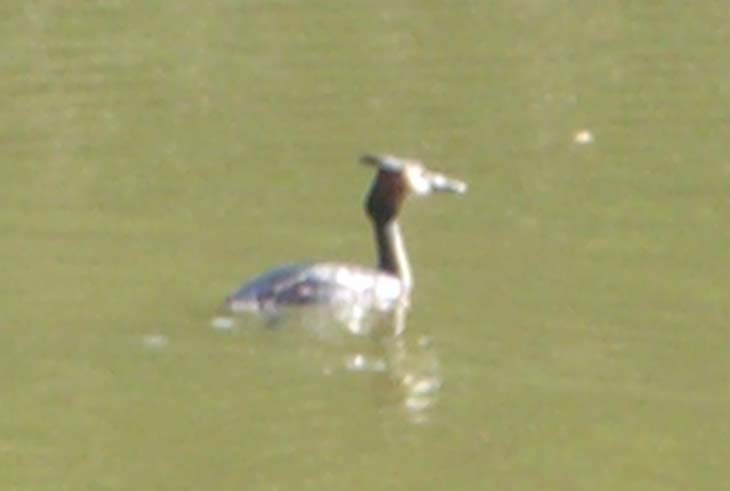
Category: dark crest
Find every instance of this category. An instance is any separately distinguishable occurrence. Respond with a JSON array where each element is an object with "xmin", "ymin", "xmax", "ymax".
[{"xmin": 365, "ymin": 169, "xmax": 407, "ymax": 225}]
